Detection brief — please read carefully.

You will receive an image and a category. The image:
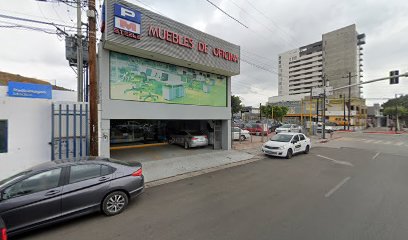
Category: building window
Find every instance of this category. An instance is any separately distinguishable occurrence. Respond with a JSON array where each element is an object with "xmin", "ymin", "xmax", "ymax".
[{"xmin": 0, "ymin": 120, "xmax": 7, "ymax": 153}]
